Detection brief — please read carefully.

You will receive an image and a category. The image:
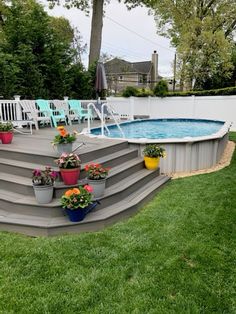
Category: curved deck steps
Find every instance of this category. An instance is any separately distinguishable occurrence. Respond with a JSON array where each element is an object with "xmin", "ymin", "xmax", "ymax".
[{"xmin": 0, "ymin": 137, "xmax": 170, "ymax": 236}]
